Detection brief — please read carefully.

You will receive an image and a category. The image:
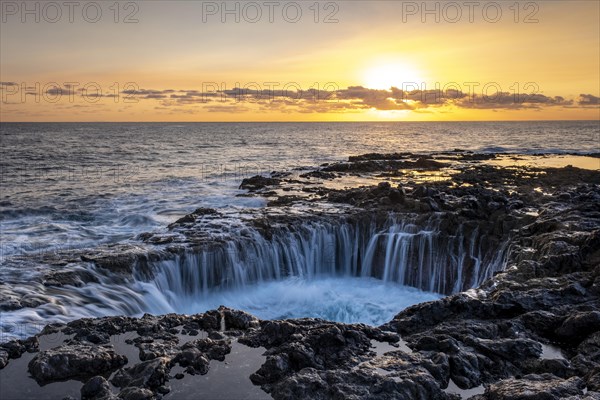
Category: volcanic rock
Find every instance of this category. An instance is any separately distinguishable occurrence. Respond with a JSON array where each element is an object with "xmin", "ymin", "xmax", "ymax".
[{"xmin": 28, "ymin": 344, "xmax": 127, "ymax": 384}]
